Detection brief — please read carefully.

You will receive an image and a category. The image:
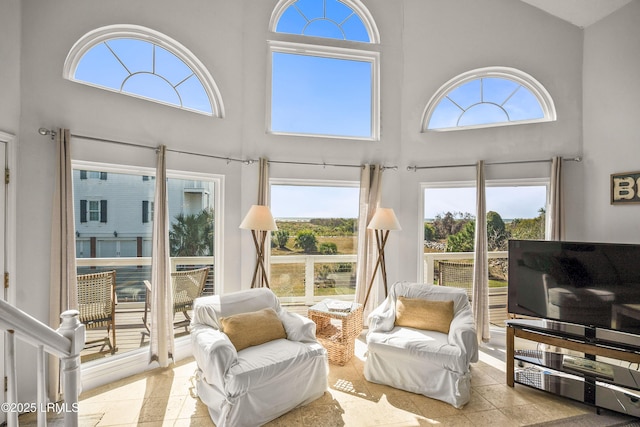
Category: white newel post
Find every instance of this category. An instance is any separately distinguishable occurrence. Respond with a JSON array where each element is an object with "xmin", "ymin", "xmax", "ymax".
[
  {"xmin": 57, "ymin": 310, "xmax": 86, "ymax": 427},
  {"xmin": 6, "ymin": 330, "xmax": 18, "ymax": 427}
]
